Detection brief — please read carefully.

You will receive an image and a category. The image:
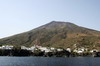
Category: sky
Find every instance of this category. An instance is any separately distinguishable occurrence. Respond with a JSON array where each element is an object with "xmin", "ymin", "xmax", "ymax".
[{"xmin": 0, "ymin": 0, "xmax": 100, "ymax": 38}]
